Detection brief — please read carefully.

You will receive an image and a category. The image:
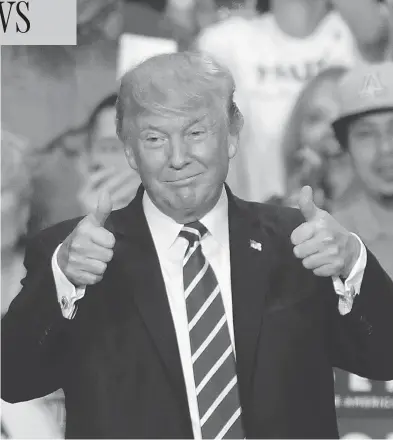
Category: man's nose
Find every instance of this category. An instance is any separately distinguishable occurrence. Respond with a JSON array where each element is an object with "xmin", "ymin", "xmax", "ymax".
[
  {"xmin": 168, "ymin": 137, "xmax": 189, "ymax": 169},
  {"xmin": 380, "ymin": 134, "xmax": 393, "ymax": 154}
]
